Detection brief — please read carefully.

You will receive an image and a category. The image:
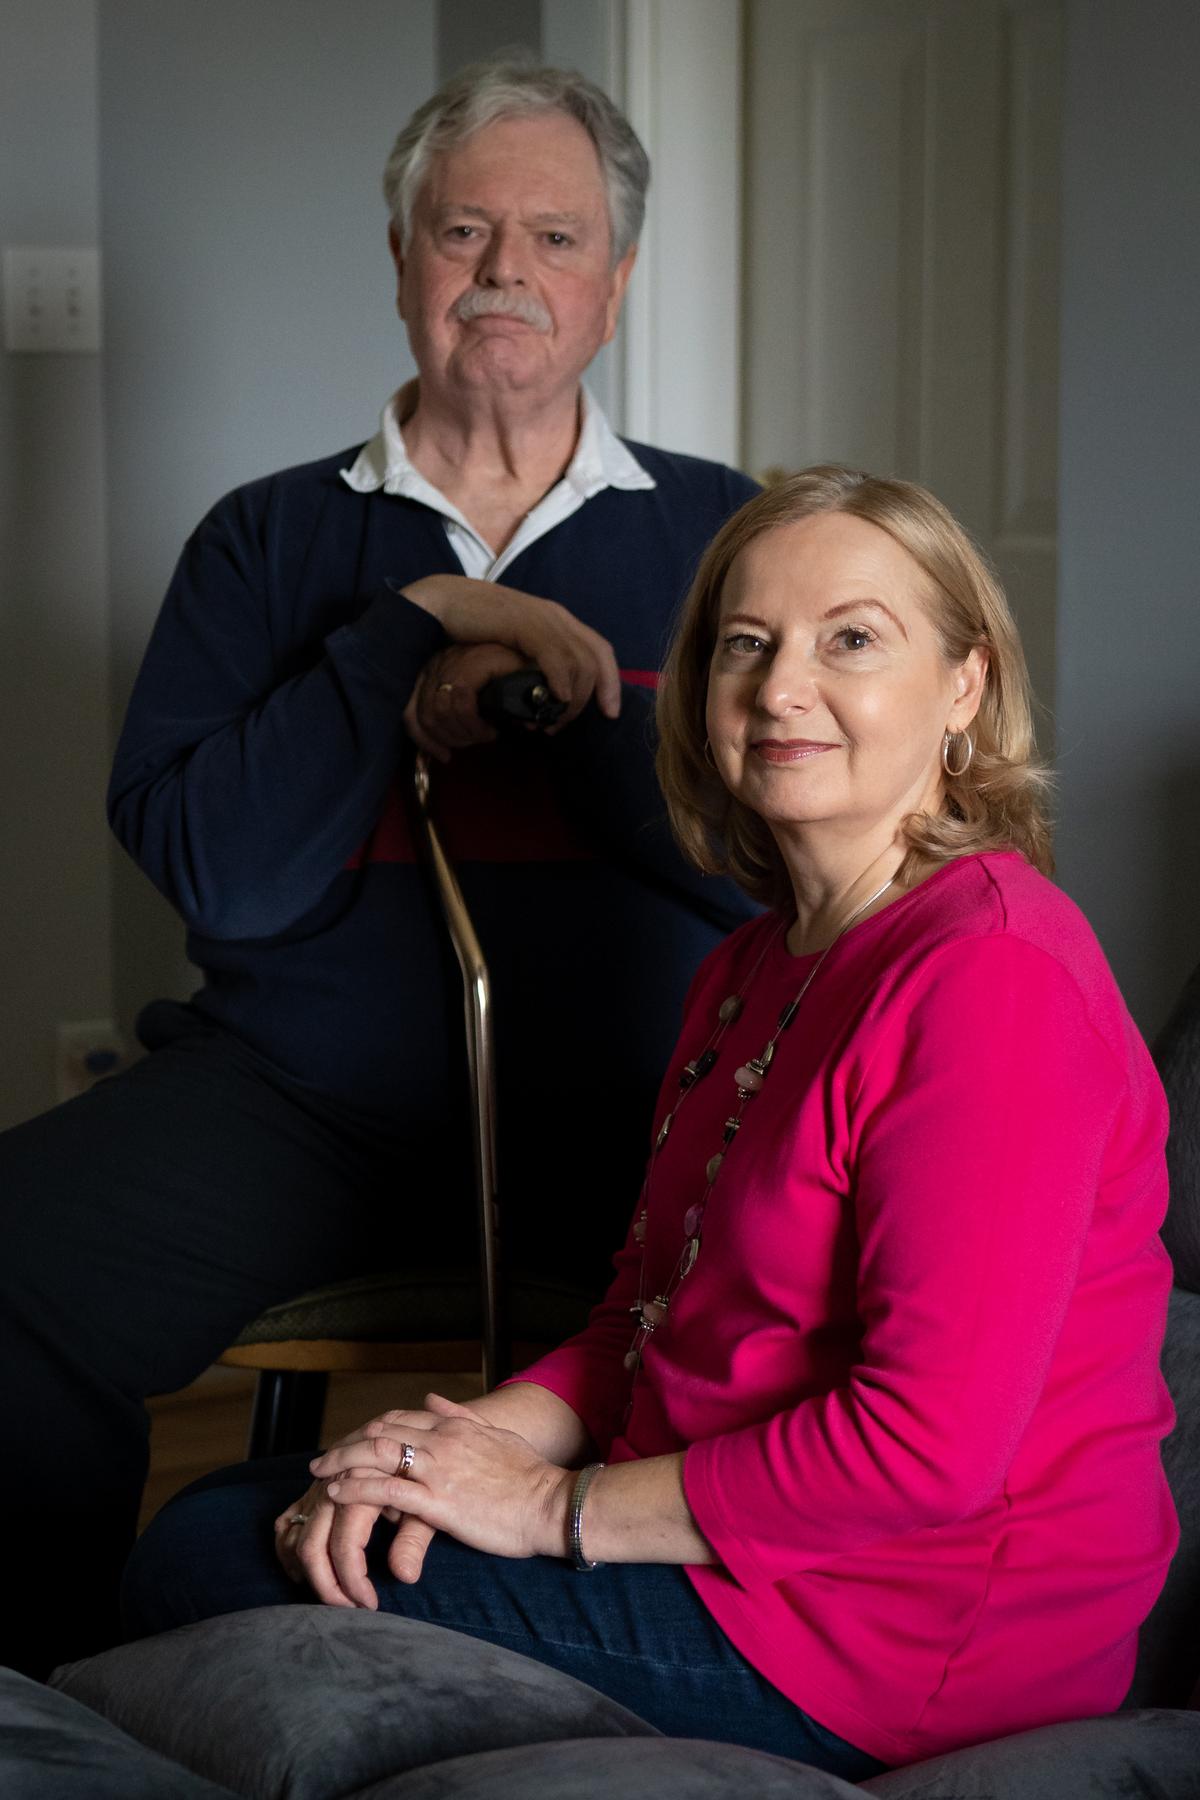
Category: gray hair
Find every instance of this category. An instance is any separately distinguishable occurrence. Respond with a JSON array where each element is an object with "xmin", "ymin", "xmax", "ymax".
[{"xmin": 382, "ymin": 58, "xmax": 650, "ymax": 265}]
